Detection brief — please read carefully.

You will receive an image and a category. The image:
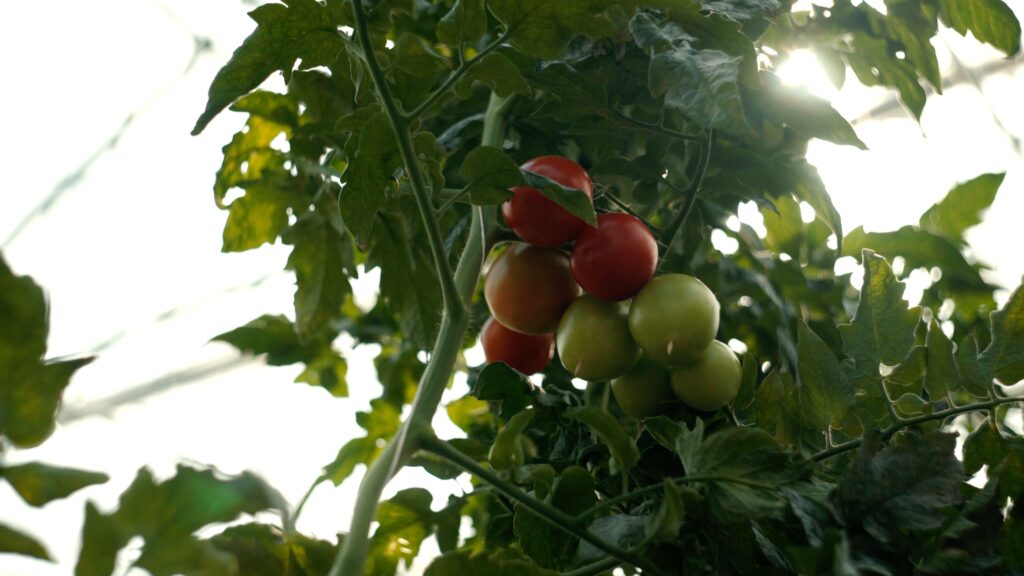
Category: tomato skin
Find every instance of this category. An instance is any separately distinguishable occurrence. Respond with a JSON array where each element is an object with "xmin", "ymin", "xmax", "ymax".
[
  {"xmin": 628, "ymin": 274, "xmax": 720, "ymax": 366},
  {"xmin": 611, "ymin": 355, "xmax": 672, "ymax": 419},
  {"xmin": 571, "ymin": 213, "xmax": 658, "ymax": 301},
  {"xmin": 485, "ymin": 243, "xmax": 581, "ymax": 335},
  {"xmin": 481, "ymin": 318, "xmax": 553, "ymax": 375},
  {"xmin": 556, "ymin": 295, "xmax": 641, "ymax": 381},
  {"xmin": 670, "ymin": 340, "xmax": 741, "ymax": 412},
  {"xmin": 502, "ymin": 156, "xmax": 594, "ymax": 247}
]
